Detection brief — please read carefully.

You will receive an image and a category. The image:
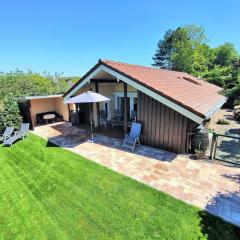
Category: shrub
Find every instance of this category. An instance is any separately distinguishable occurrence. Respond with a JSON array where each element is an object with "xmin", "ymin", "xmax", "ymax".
[
  {"xmin": 216, "ymin": 118, "xmax": 230, "ymax": 125},
  {"xmin": 233, "ymin": 98, "xmax": 240, "ymax": 107},
  {"xmin": 0, "ymin": 96, "xmax": 21, "ymax": 132},
  {"xmin": 225, "ymin": 85, "xmax": 240, "ymax": 108},
  {"xmin": 233, "ymin": 105, "xmax": 240, "ymax": 110},
  {"xmin": 234, "ymin": 109, "xmax": 240, "ymax": 121}
]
